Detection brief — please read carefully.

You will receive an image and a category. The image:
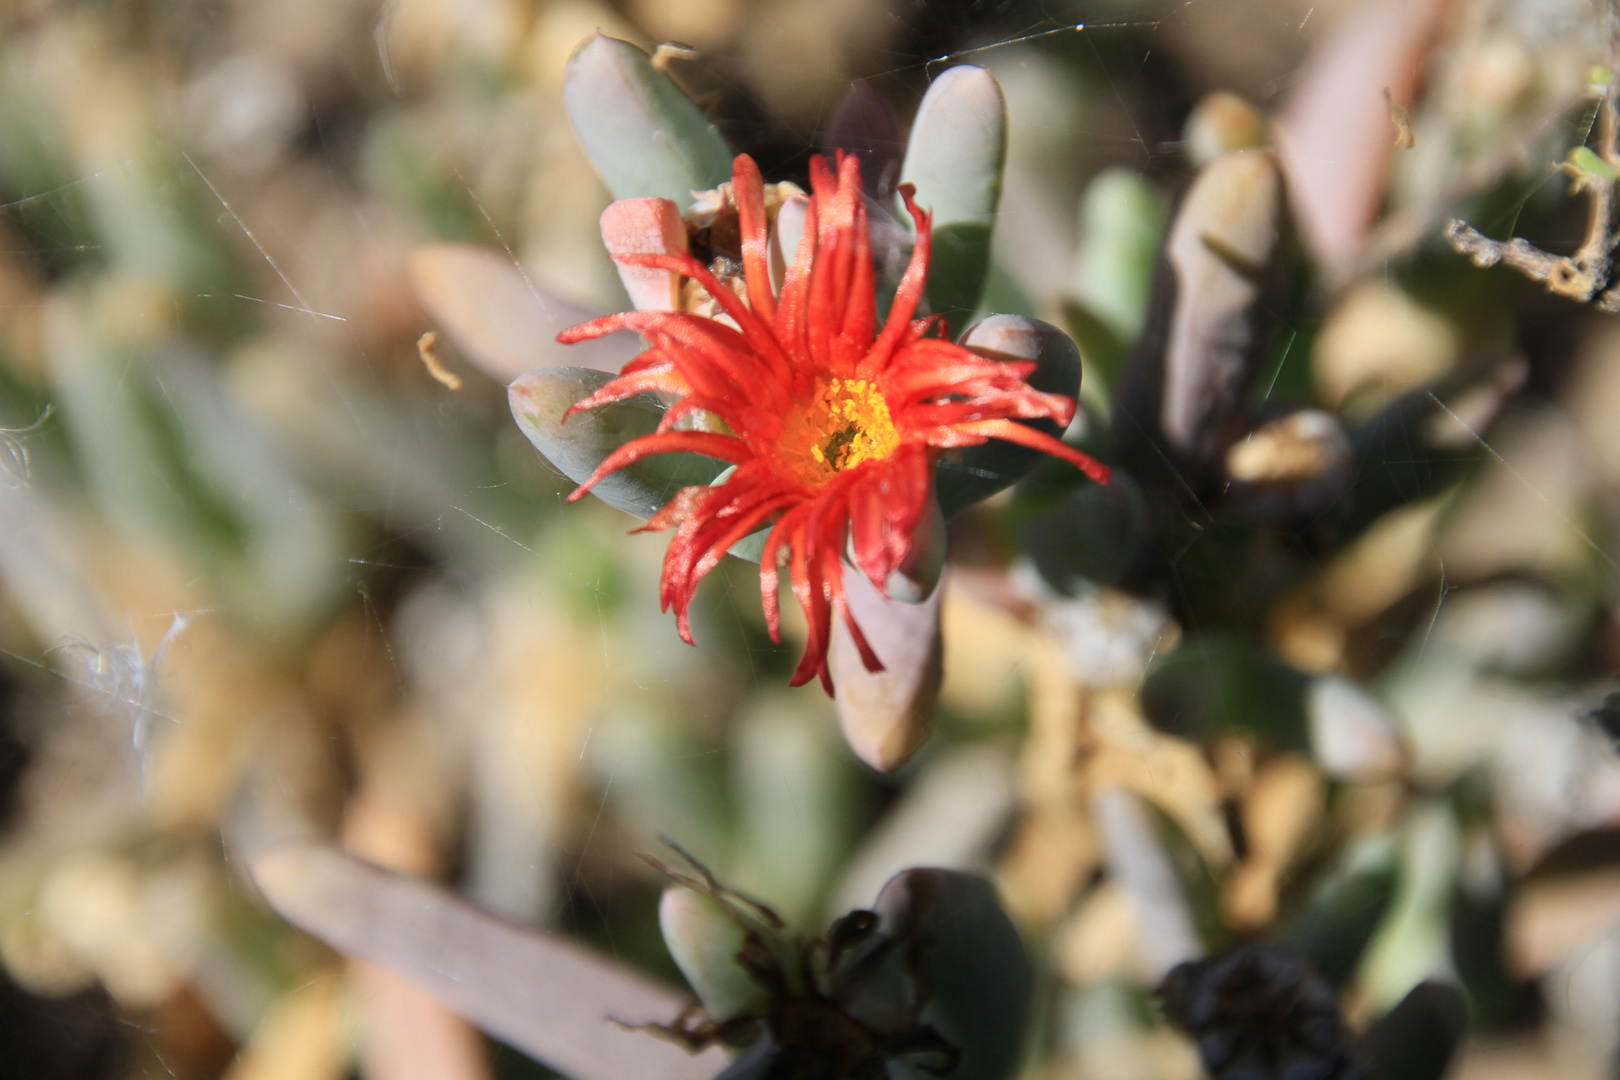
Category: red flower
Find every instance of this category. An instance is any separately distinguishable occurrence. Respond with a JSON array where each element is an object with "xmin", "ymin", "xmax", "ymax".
[{"xmin": 559, "ymin": 153, "xmax": 1109, "ymax": 692}]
